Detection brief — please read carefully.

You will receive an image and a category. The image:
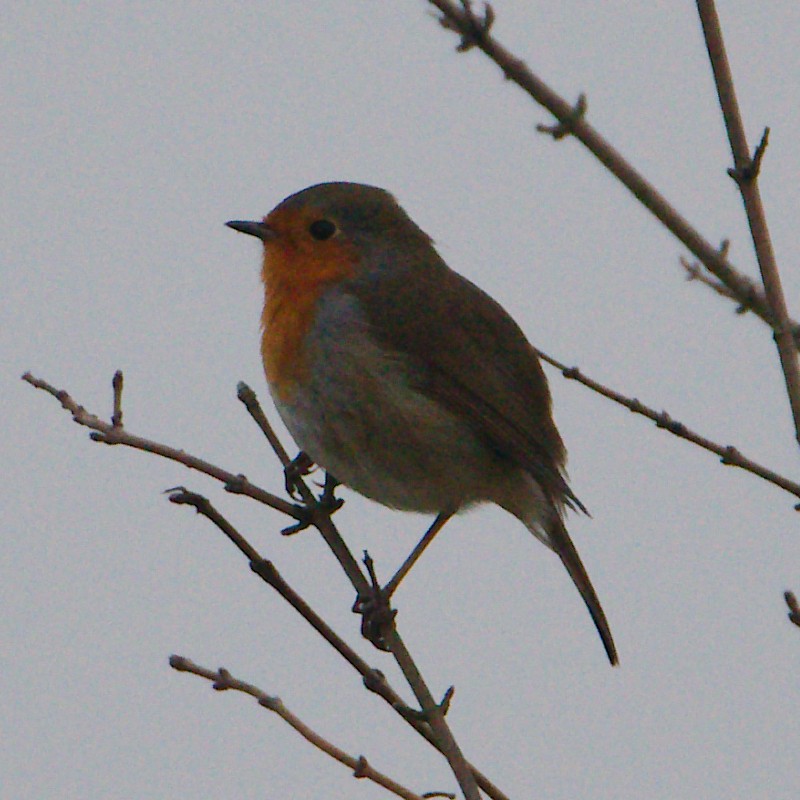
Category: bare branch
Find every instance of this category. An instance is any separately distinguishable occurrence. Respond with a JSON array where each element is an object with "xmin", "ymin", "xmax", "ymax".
[
  {"xmin": 21, "ymin": 372, "xmax": 300, "ymax": 519},
  {"xmin": 237, "ymin": 381, "xmax": 293, "ymax": 467},
  {"xmin": 23, "ymin": 370, "xmax": 493, "ymax": 797},
  {"xmin": 233, "ymin": 388, "xmax": 485, "ymax": 799},
  {"xmin": 236, "ymin": 382, "xmax": 368, "ymax": 593},
  {"xmin": 536, "ymin": 93, "xmax": 587, "ymax": 140},
  {"xmin": 681, "ymin": 256, "xmax": 800, "ymax": 347},
  {"xmin": 169, "ymin": 656, "xmax": 430, "ymax": 800},
  {"xmin": 535, "ymin": 352, "xmax": 800, "ymax": 508},
  {"xmin": 696, "ymin": 0, "xmax": 800, "ymax": 448},
  {"xmin": 426, "ymin": 2, "xmax": 783, "ymax": 376},
  {"xmin": 169, "ymin": 490, "xmax": 509, "ymax": 800}
]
